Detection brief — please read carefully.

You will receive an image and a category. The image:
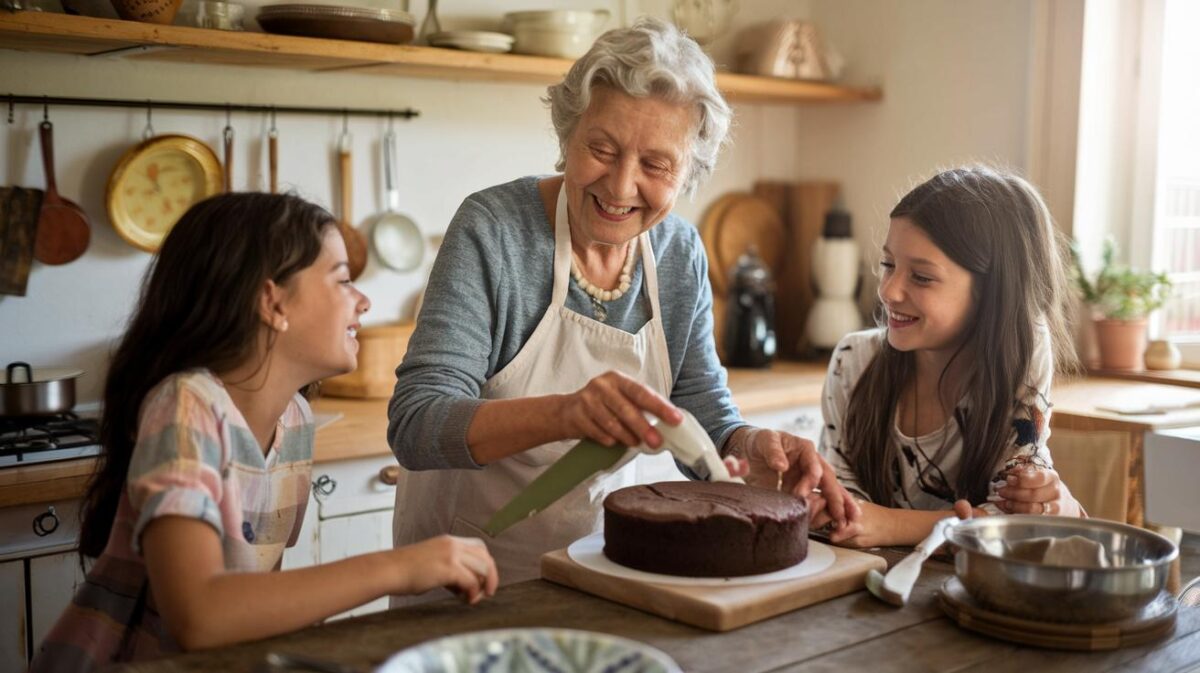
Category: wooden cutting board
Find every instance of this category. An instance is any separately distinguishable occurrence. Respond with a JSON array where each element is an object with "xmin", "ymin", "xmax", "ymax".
[{"xmin": 541, "ymin": 542, "xmax": 886, "ymax": 631}]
